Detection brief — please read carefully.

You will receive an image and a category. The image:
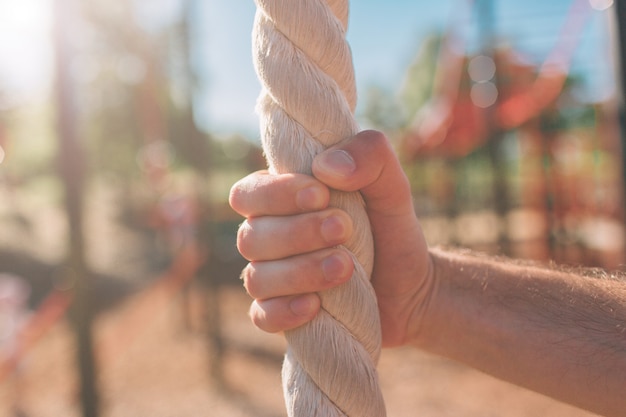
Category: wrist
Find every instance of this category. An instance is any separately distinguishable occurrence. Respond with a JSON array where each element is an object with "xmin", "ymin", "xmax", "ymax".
[
  {"xmin": 399, "ymin": 248, "xmax": 440, "ymax": 349},
  {"xmin": 407, "ymin": 248, "xmax": 444, "ymax": 350},
  {"xmin": 409, "ymin": 248, "xmax": 489, "ymax": 354}
]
